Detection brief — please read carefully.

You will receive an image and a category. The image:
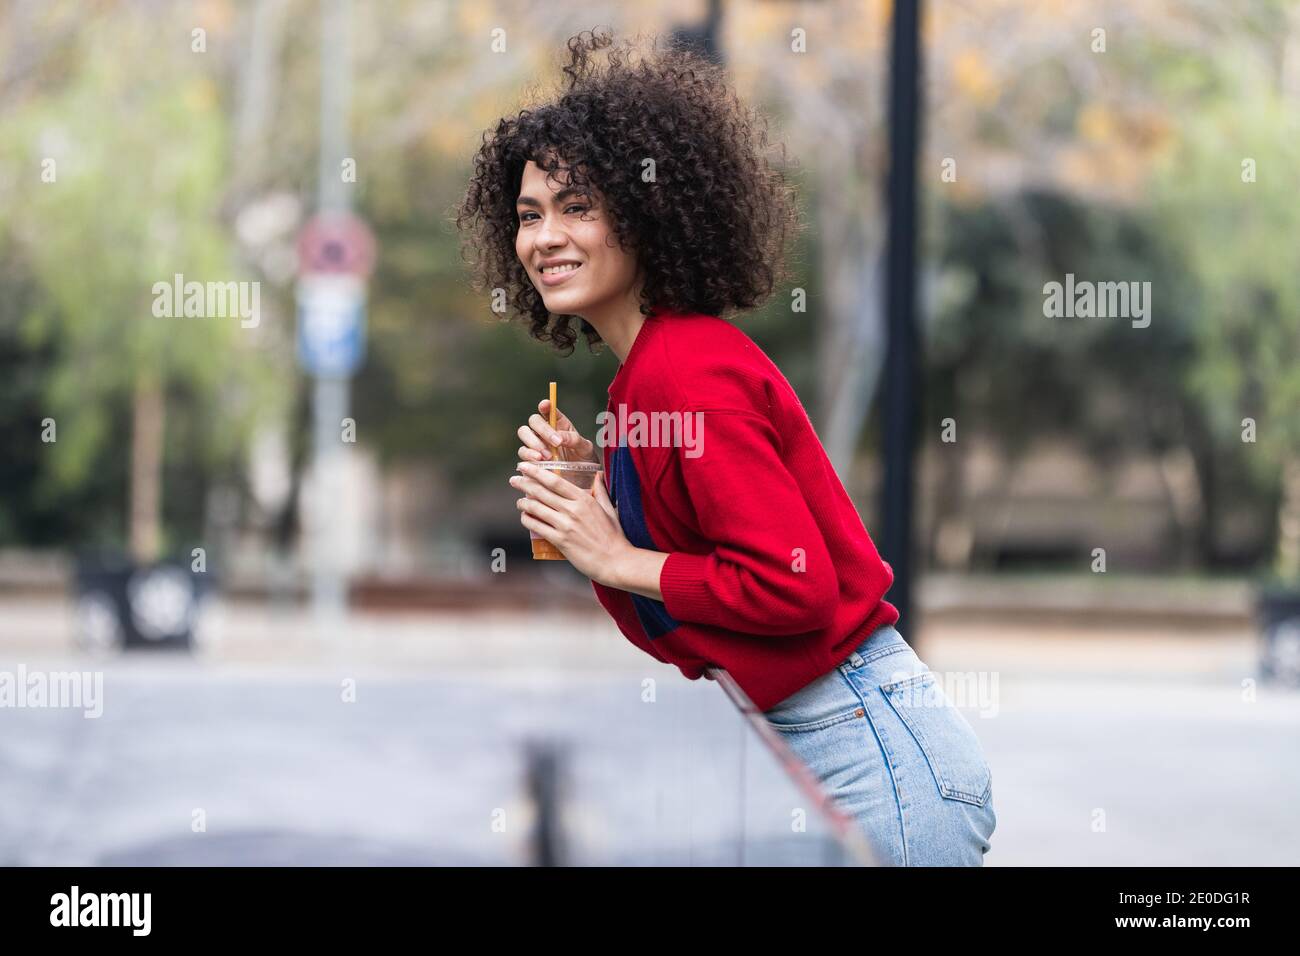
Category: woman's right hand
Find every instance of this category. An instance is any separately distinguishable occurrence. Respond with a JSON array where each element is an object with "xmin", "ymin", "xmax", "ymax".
[{"xmin": 517, "ymin": 398, "xmax": 598, "ymax": 464}]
